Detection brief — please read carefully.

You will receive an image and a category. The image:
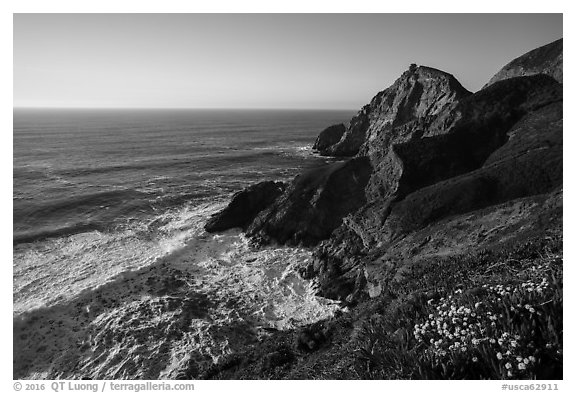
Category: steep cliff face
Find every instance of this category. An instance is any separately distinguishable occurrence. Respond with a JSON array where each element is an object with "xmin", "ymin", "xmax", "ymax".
[
  {"xmin": 319, "ymin": 65, "xmax": 472, "ymax": 157},
  {"xmin": 206, "ymin": 40, "xmax": 563, "ymax": 304},
  {"xmin": 245, "ymin": 157, "xmax": 372, "ymax": 247},
  {"xmin": 312, "ymin": 75, "xmax": 562, "ymax": 300},
  {"xmin": 484, "ymin": 38, "xmax": 562, "ymax": 88},
  {"xmin": 312, "ymin": 124, "xmax": 346, "ymax": 151},
  {"xmin": 243, "ymin": 65, "xmax": 473, "ymax": 248},
  {"xmin": 205, "ymin": 181, "xmax": 286, "ymax": 232},
  {"xmin": 199, "ymin": 39, "xmax": 563, "ymax": 380}
]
